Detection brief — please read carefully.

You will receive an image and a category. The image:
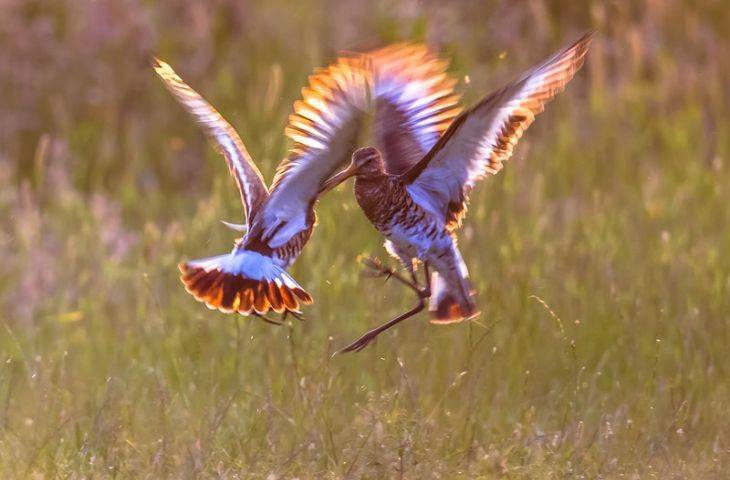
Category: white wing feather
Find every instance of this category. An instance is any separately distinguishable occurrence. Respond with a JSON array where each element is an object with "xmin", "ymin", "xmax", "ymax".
[
  {"xmin": 256, "ymin": 57, "xmax": 370, "ymax": 248},
  {"xmin": 370, "ymin": 43, "xmax": 462, "ymax": 175},
  {"xmin": 404, "ymin": 33, "xmax": 594, "ymax": 229},
  {"xmin": 153, "ymin": 58, "xmax": 269, "ymax": 227}
]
